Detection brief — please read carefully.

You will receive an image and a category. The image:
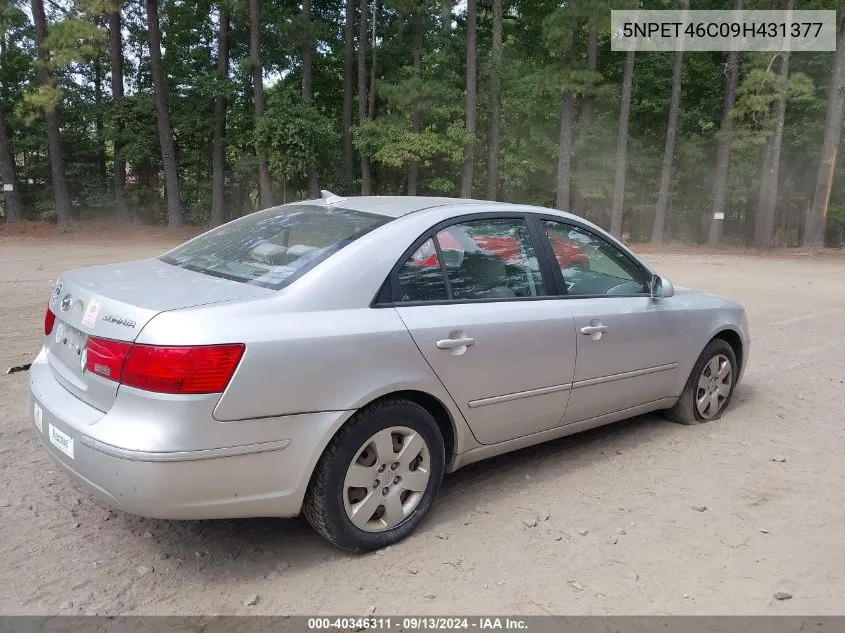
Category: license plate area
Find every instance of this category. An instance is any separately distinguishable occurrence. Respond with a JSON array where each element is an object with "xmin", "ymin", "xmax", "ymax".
[
  {"xmin": 48, "ymin": 423, "xmax": 75, "ymax": 459},
  {"xmin": 52, "ymin": 321, "xmax": 89, "ymax": 371}
]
